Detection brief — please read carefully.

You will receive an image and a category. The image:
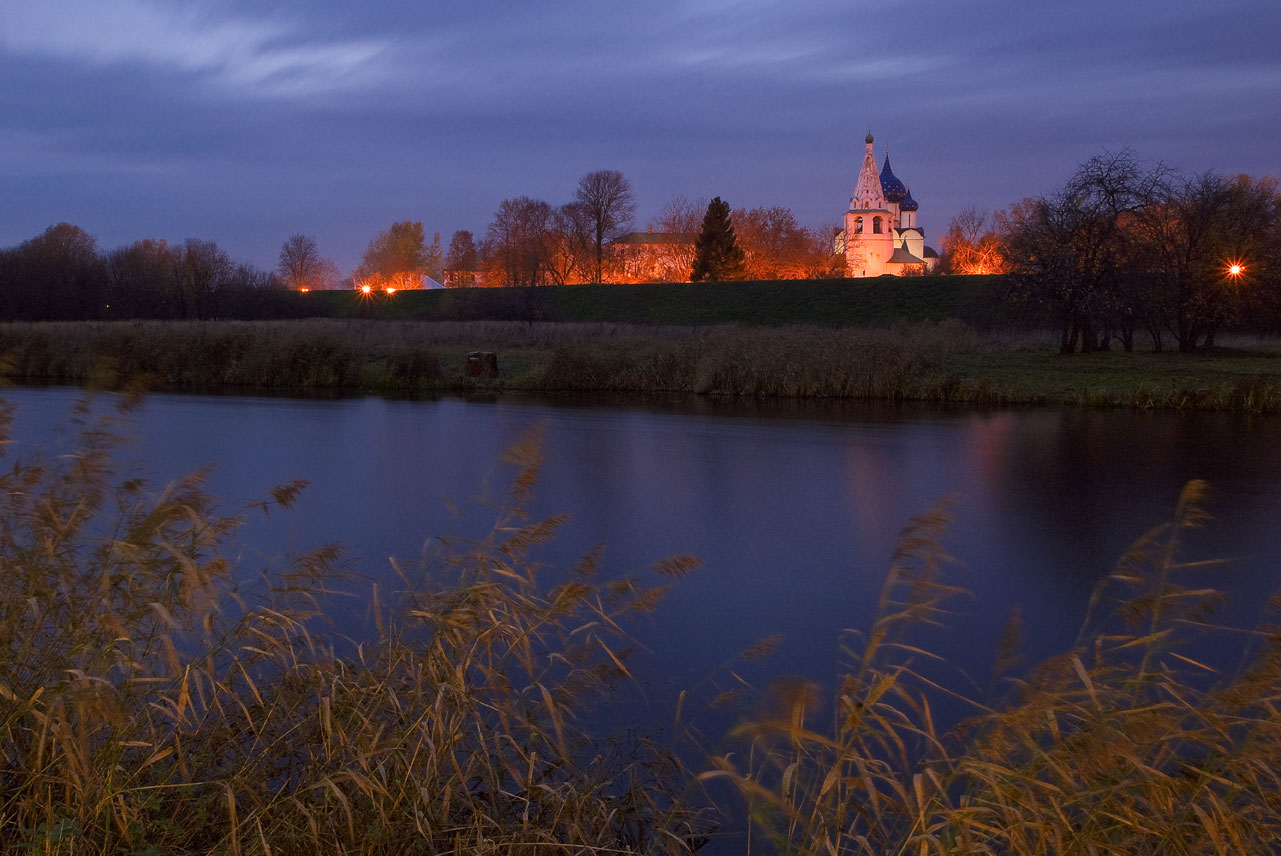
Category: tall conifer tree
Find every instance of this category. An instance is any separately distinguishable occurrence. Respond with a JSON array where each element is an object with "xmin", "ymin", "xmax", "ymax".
[{"xmin": 690, "ymin": 197, "xmax": 746, "ymax": 282}]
